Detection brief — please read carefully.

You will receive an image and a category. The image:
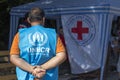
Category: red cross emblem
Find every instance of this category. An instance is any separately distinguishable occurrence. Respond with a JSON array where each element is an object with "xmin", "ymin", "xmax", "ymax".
[{"xmin": 71, "ymin": 21, "xmax": 89, "ymax": 40}]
